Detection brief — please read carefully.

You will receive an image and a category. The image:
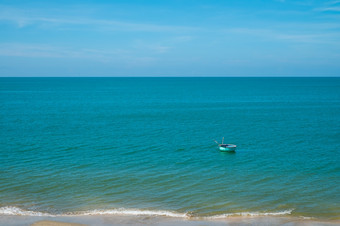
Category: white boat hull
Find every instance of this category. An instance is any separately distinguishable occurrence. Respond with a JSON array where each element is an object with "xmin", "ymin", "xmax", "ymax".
[{"xmin": 219, "ymin": 145, "xmax": 236, "ymax": 152}]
